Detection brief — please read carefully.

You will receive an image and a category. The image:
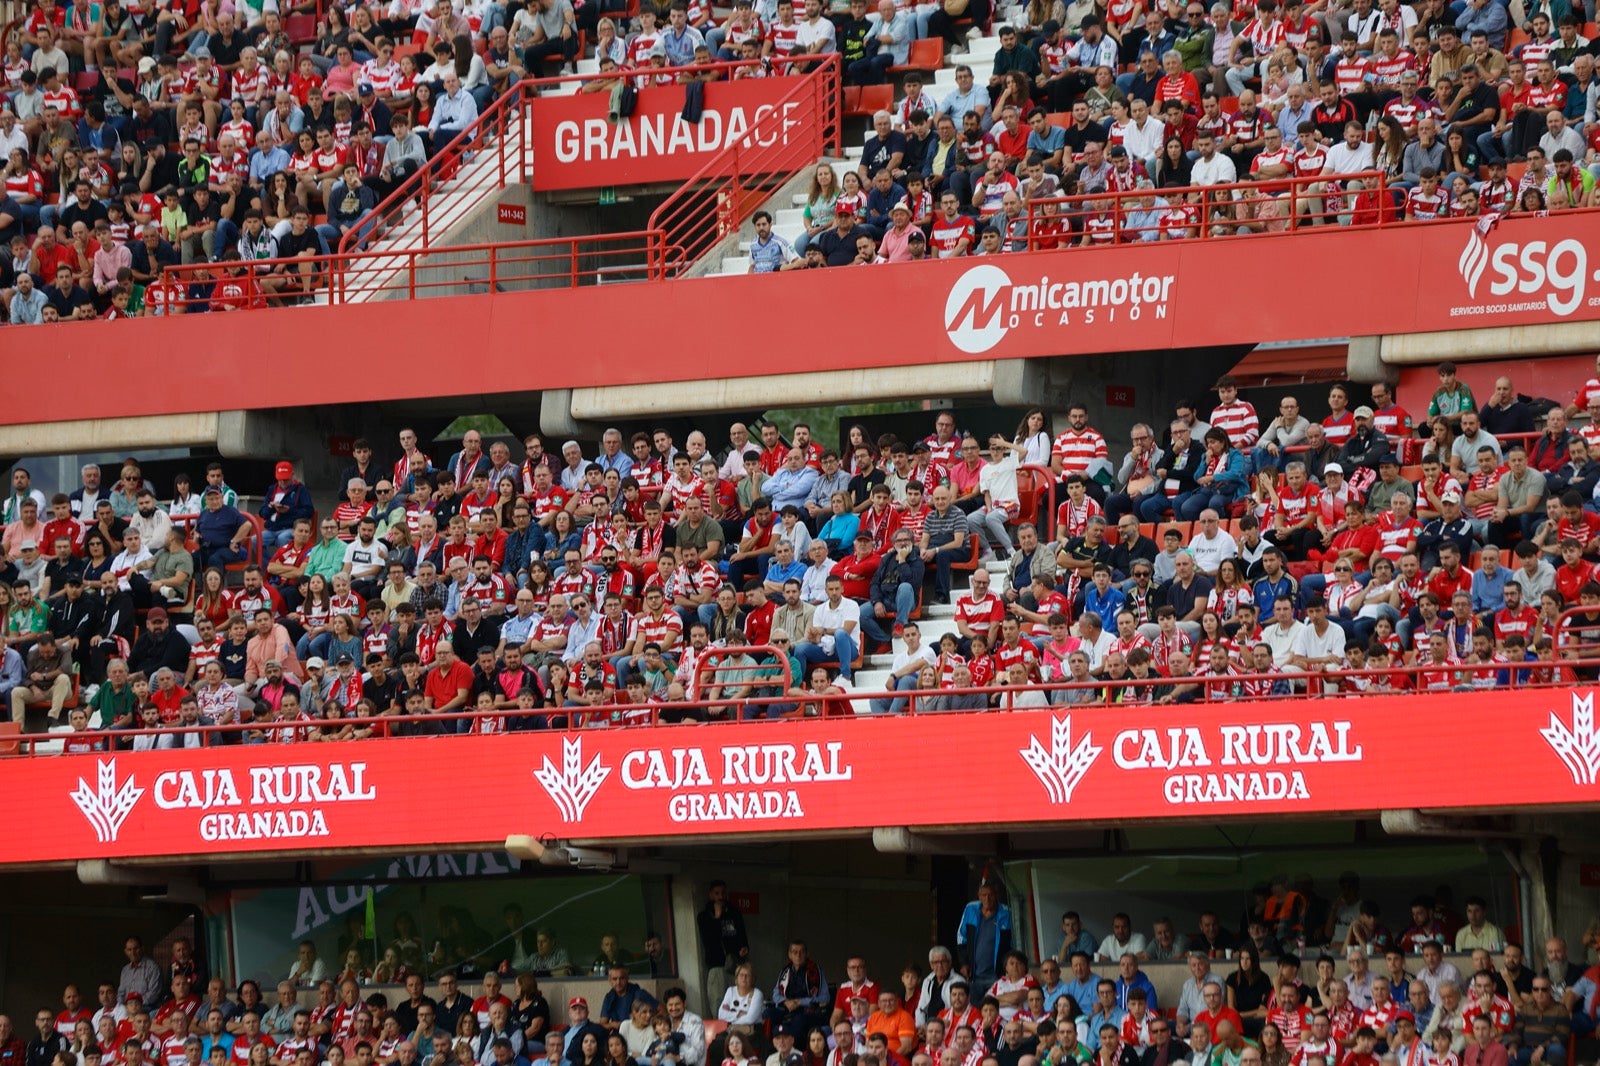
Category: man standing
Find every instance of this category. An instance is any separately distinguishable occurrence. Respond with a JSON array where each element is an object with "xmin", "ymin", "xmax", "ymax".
[
  {"xmin": 957, "ymin": 882, "xmax": 1013, "ymax": 992},
  {"xmin": 696, "ymin": 882, "xmax": 749, "ymax": 1018}
]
